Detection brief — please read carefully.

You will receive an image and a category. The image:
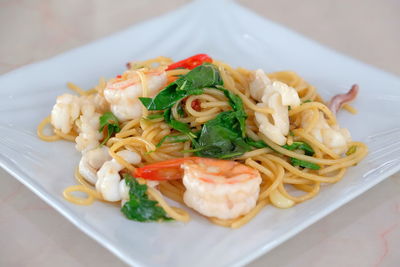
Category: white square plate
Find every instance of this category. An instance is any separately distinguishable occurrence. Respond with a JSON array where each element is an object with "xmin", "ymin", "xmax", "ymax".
[{"xmin": 1, "ymin": 1, "xmax": 399, "ymax": 266}]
